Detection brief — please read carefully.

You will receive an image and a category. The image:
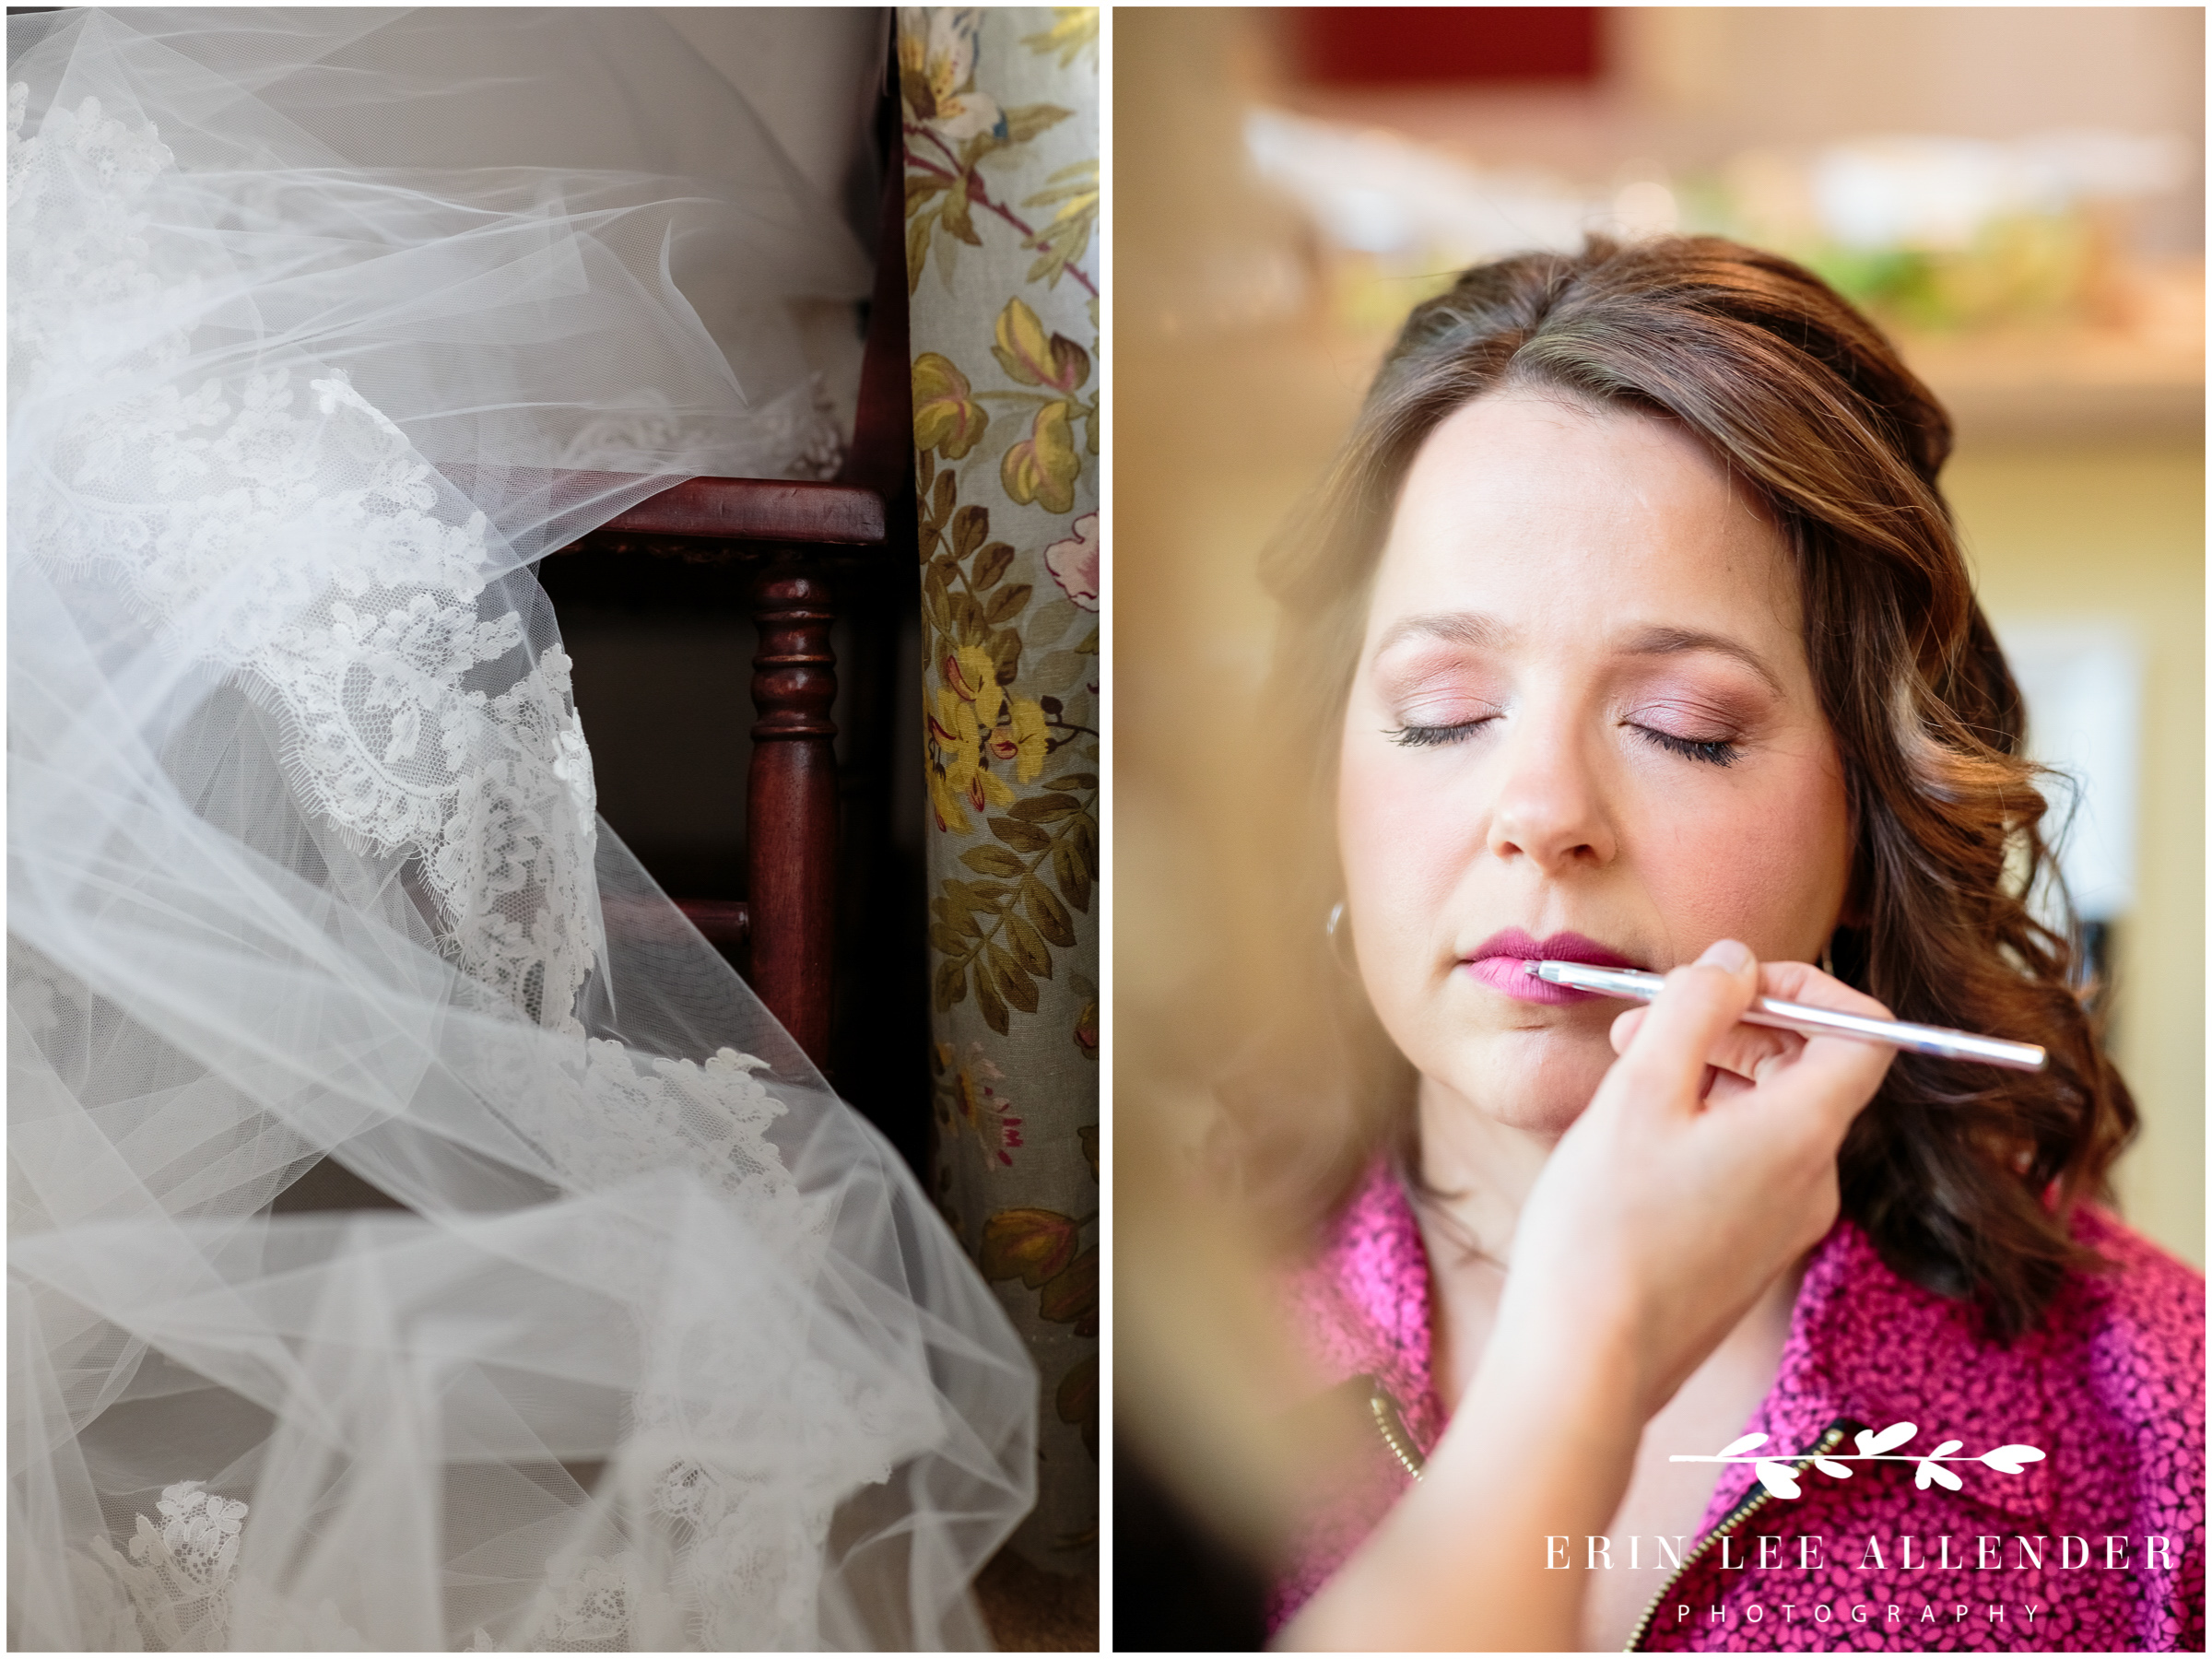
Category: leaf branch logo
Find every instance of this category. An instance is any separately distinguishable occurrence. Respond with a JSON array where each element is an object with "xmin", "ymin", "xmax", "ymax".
[{"xmin": 1675, "ymin": 1422, "xmax": 2045, "ymax": 1500}]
